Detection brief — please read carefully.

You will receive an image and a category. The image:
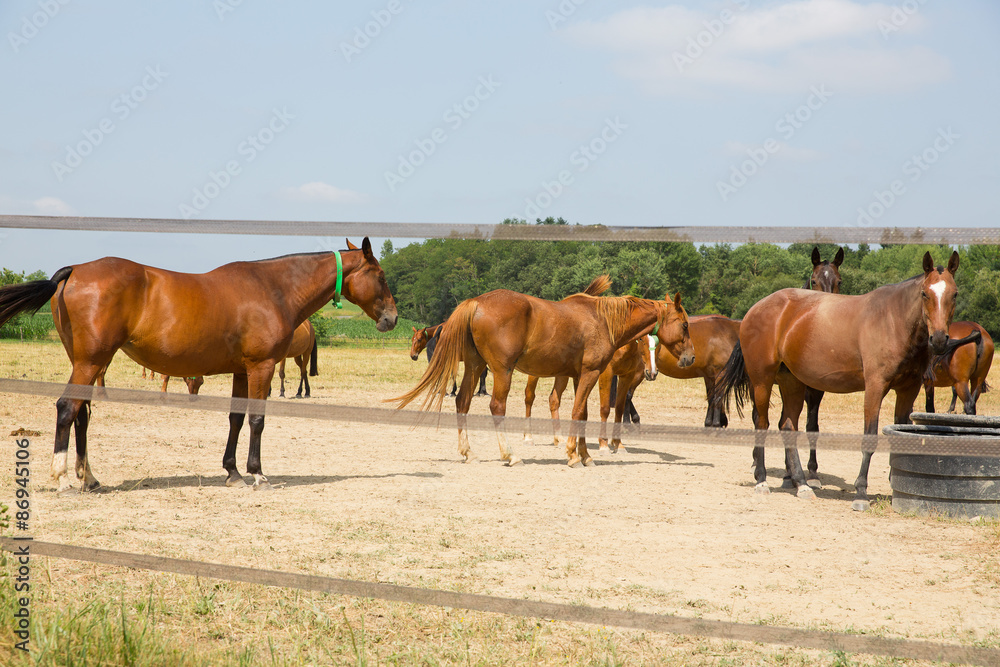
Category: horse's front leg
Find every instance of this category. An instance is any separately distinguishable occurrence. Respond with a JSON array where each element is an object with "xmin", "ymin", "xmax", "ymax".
[
  {"xmin": 597, "ymin": 369, "xmax": 614, "ymax": 452},
  {"xmin": 523, "ymin": 375, "xmax": 539, "ymax": 446},
  {"xmin": 803, "ymin": 386, "xmax": 823, "ymax": 487},
  {"xmin": 245, "ymin": 361, "xmax": 277, "ymax": 490},
  {"xmin": 853, "ymin": 381, "xmax": 890, "ymax": 511},
  {"xmin": 567, "ymin": 370, "xmax": 600, "ymax": 468},
  {"xmin": 549, "ymin": 376, "xmax": 569, "ymax": 447},
  {"xmin": 223, "ymin": 373, "xmax": 249, "ymax": 487}
]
